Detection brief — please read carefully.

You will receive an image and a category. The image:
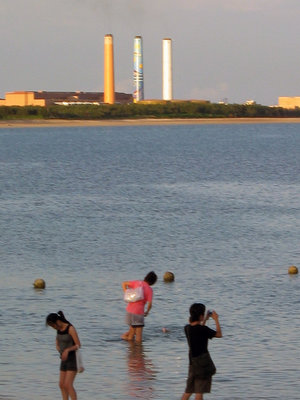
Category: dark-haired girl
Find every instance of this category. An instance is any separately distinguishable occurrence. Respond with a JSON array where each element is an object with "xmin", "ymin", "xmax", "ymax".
[
  {"xmin": 46, "ymin": 311, "xmax": 81, "ymax": 400},
  {"xmin": 121, "ymin": 271, "xmax": 157, "ymax": 342},
  {"xmin": 181, "ymin": 303, "xmax": 222, "ymax": 400}
]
